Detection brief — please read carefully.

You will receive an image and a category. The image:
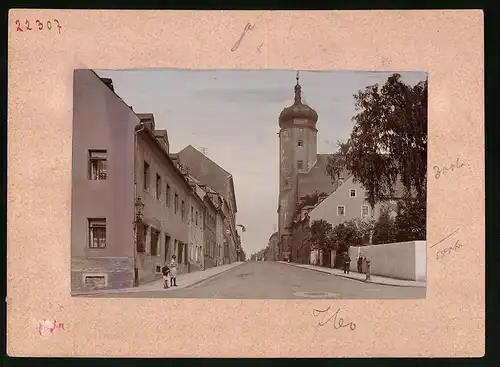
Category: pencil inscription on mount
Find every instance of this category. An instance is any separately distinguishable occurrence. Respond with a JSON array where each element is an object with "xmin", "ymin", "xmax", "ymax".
[
  {"xmin": 313, "ymin": 307, "xmax": 356, "ymax": 331},
  {"xmin": 231, "ymin": 23, "xmax": 255, "ymax": 52},
  {"xmin": 433, "ymin": 157, "xmax": 466, "ymax": 180}
]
